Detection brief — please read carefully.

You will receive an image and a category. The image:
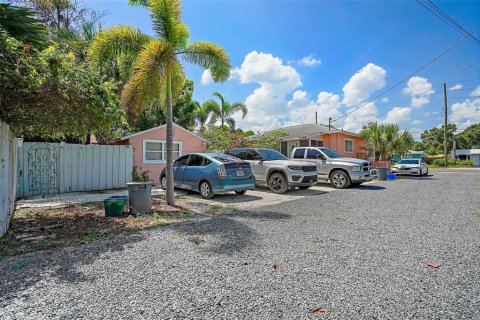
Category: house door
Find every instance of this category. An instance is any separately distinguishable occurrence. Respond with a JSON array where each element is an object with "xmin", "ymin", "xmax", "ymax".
[
  {"xmin": 287, "ymin": 141, "xmax": 299, "ymax": 156},
  {"xmin": 27, "ymin": 143, "xmax": 58, "ymax": 196}
]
